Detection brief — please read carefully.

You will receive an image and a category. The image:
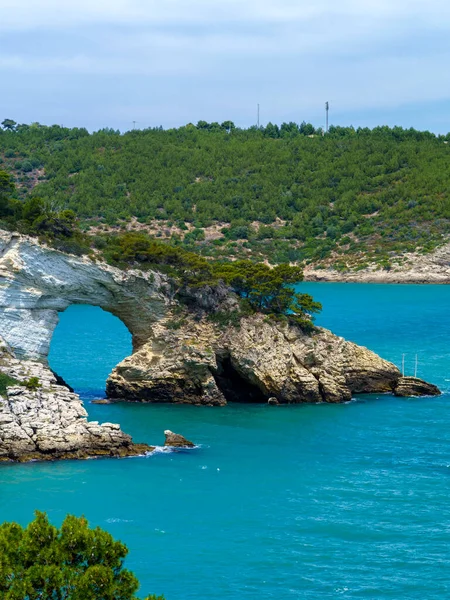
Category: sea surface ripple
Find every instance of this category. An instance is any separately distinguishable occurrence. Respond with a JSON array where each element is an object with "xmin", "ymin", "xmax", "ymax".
[{"xmin": 0, "ymin": 283, "xmax": 448, "ymax": 599}]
